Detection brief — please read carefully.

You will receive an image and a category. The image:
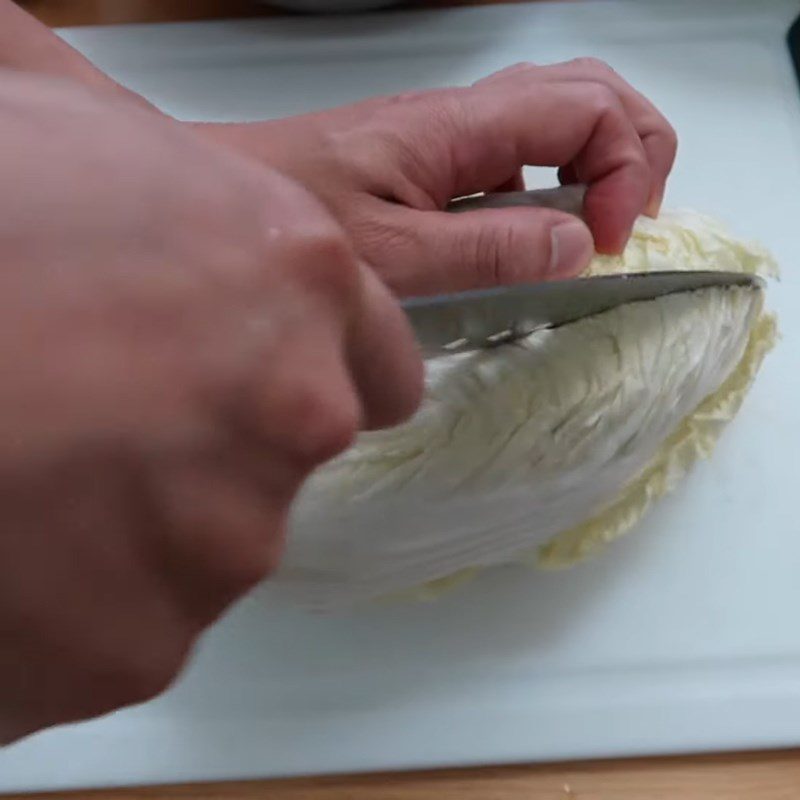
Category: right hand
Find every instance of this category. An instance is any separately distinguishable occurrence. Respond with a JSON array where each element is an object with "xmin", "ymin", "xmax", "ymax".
[{"xmin": 0, "ymin": 73, "xmax": 422, "ymax": 743}]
